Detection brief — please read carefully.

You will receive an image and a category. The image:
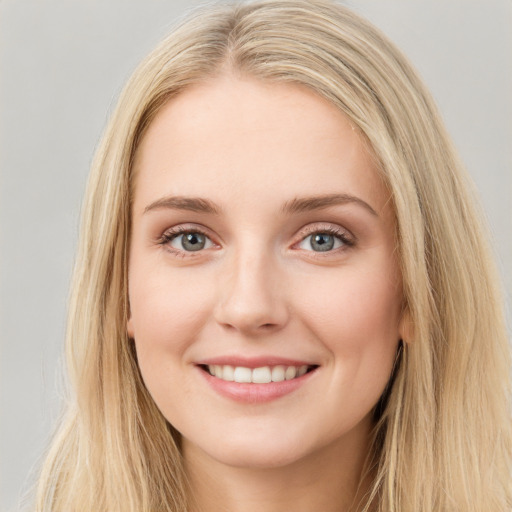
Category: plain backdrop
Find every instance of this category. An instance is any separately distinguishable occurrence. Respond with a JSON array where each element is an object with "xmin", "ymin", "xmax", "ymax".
[{"xmin": 1, "ymin": 1, "xmax": 510, "ymax": 510}]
